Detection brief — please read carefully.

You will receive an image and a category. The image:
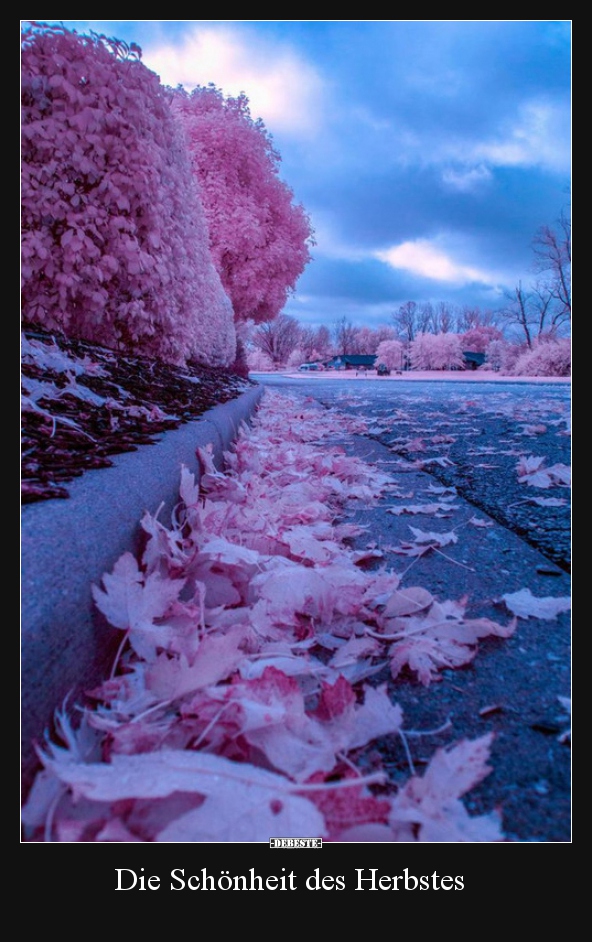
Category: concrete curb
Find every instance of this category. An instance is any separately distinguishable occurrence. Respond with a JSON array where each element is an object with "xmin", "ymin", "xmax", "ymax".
[{"xmin": 21, "ymin": 383, "xmax": 264, "ymax": 793}]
